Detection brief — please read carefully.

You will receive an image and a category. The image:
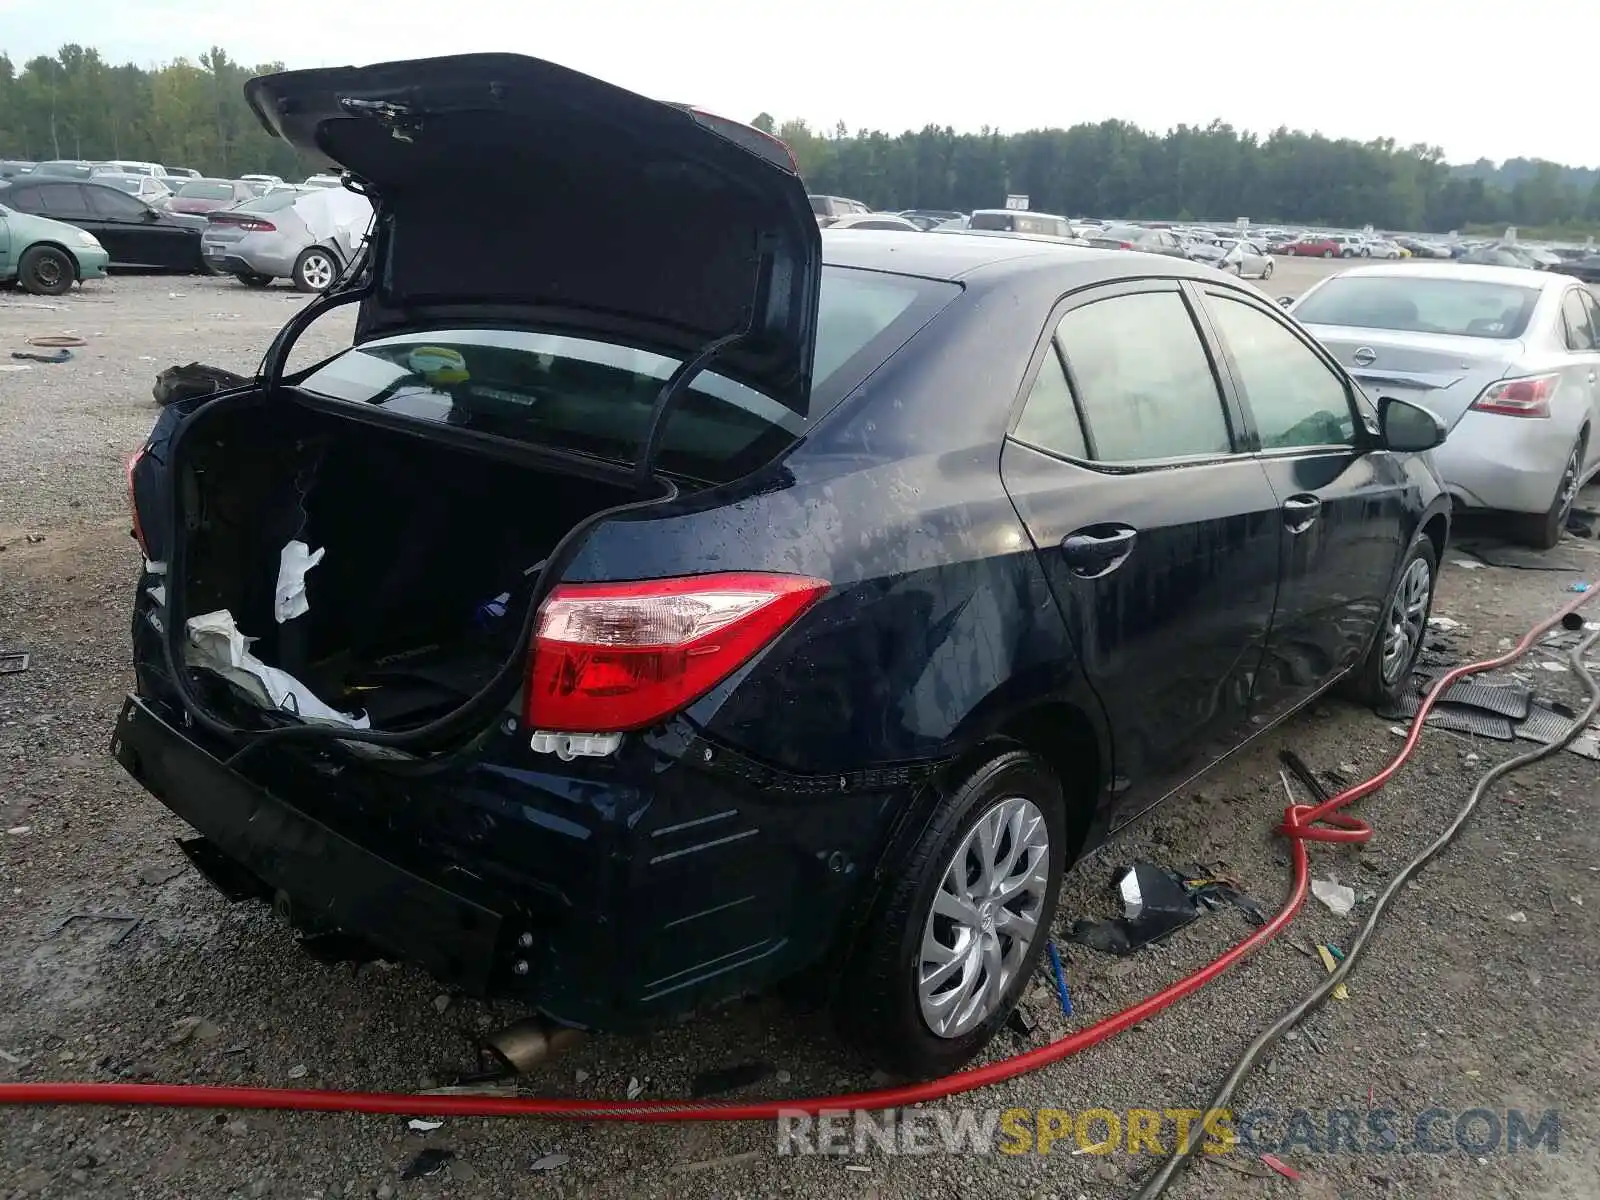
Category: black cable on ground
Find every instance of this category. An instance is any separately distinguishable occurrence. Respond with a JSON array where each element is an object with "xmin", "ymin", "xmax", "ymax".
[{"xmin": 1134, "ymin": 618, "xmax": 1600, "ymax": 1199}]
